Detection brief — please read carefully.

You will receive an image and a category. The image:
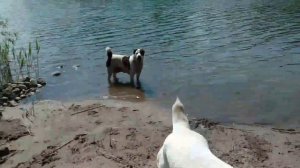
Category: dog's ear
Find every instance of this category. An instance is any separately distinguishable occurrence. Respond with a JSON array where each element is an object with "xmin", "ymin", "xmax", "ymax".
[
  {"xmin": 133, "ymin": 49, "xmax": 137, "ymax": 54},
  {"xmin": 140, "ymin": 49, "xmax": 145, "ymax": 56}
]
